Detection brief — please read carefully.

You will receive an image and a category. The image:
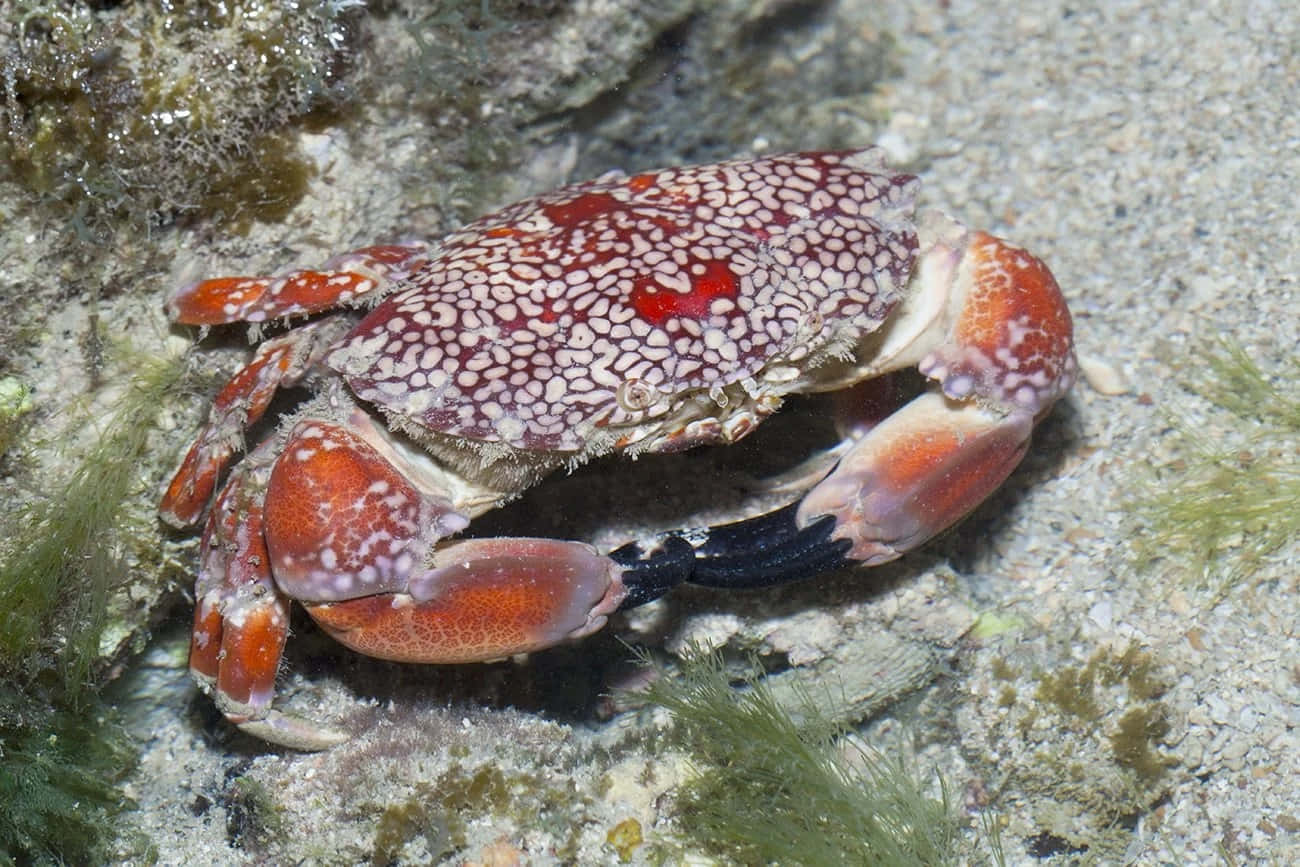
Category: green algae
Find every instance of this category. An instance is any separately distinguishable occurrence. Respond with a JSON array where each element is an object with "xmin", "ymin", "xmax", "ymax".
[
  {"xmin": 605, "ymin": 817, "xmax": 644, "ymax": 863},
  {"xmin": 1031, "ymin": 645, "xmax": 1168, "ymax": 736},
  {"xmin": 0, "ymin": 685, "xmax": 138, "ymax": 865},
  {"xmin": 0, "ymin": 377, "xmax": 33, "ymax": 462},
  {"xmin": 1131, "ymin": 339, "xmax": 1300, "ymax": 593},
  {"xmin": 640, "ymin": 647, "xmax": 963, "ymax": 866},
  {"xmin": 0, "ymin": 349, "xmax": 188, "ymax": 863},
  {"xmin": 0, "ymin": 0, "xmax": 359, "ymax": 235},
  {"xmin": 0, "ymin": 350, "xmax": 188, "ymax": 689}
]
